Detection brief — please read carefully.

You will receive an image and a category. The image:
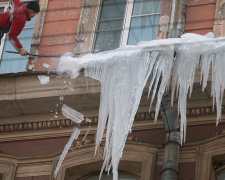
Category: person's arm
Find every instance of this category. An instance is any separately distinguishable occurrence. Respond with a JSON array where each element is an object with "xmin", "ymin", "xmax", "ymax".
[{"xmin": 8, "ymin": 15, "xmax": 28, "ymax": 56}]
